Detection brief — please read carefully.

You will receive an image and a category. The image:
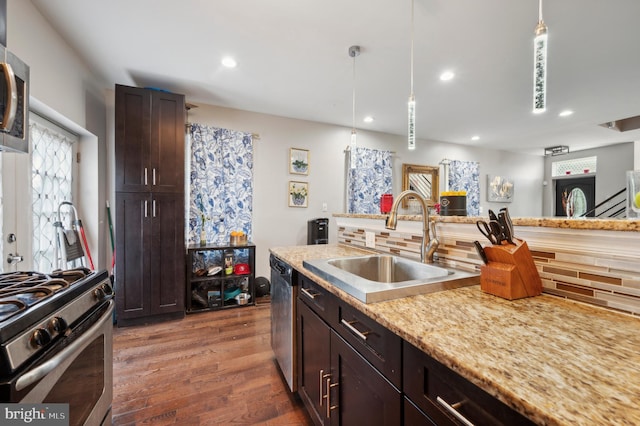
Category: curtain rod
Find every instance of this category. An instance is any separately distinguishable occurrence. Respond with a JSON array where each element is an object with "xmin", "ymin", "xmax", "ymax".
[
  {"xmin": 185, "ymin": 122, "xmax": 260, "ymax": 140},
  {"xmin": 343, "ymin": 146, "xmax": 396, "ymax": 154}
]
